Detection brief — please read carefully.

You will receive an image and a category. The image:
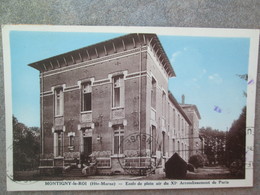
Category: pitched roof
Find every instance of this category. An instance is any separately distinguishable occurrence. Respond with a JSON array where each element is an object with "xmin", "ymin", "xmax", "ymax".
[
  {"xmin": 180, "ymin": 104, "xmax": 201, "ymax": 119},
  {"xmin": 168, "ymin": 91, "xmax": 192, "ymax": 125}
]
